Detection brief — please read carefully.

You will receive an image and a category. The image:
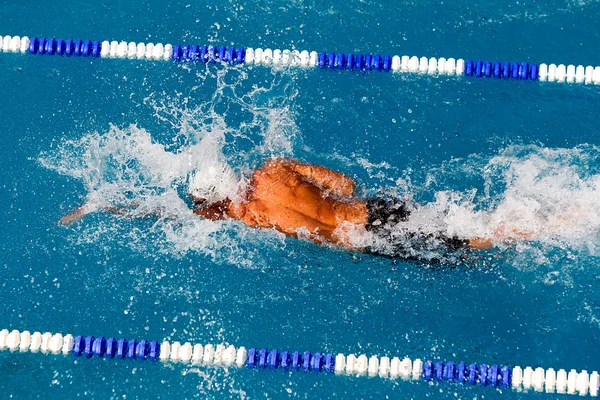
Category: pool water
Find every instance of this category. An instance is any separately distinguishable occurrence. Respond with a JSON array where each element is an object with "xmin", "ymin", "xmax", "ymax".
[{"xmin": 1, "ymin": 0, "xmax": 600, "ymax": 398}]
